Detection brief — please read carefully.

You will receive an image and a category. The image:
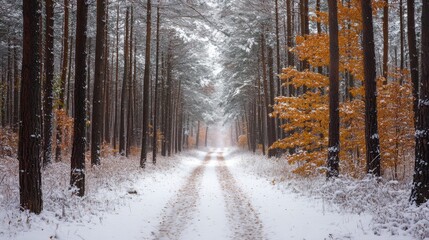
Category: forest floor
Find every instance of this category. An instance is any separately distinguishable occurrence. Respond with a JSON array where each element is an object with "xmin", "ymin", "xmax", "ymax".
[{"xmin": 0, "ymin": 149, "xmax": 427, "ymax": 240}]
